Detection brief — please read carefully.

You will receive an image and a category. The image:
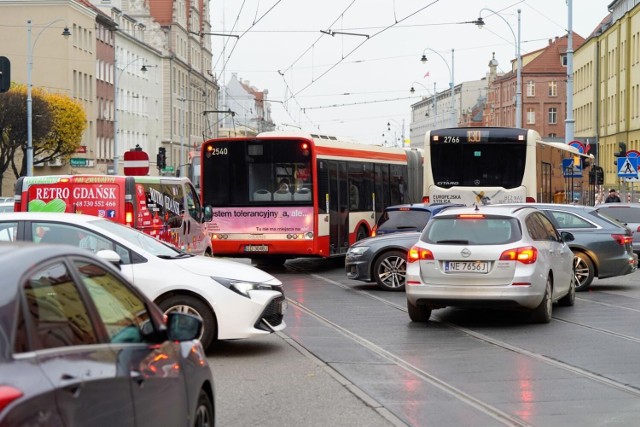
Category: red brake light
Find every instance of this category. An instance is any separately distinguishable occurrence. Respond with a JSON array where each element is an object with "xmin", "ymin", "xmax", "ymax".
[
  {"xmin": 499, "ymin": 246, "xmax": 538, "ymax": 264},
  {"xmin": 0, "ymin": 385, "xmax": 23, "ymax": 411},
  {"xmin": 612, "ymin": 234, "xmax": 632, "ymax": 245},
  {"xmin": 422, "ymin": 196, "xmax": 430, "ymax": 203},
  {"xmin": 458, "ymin": 214, "xmax": 484, "ymax": 219},
  {"xmin": 525, "ymin": 196, "xmax": 536, "ymax": 203},
  {"xmin": 125, "ymin": 202, "xmax": 134, "ymax": 227},
  {"xmin": 408, "ymin": 246, "xmax": 434, "ymax": 263}
]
